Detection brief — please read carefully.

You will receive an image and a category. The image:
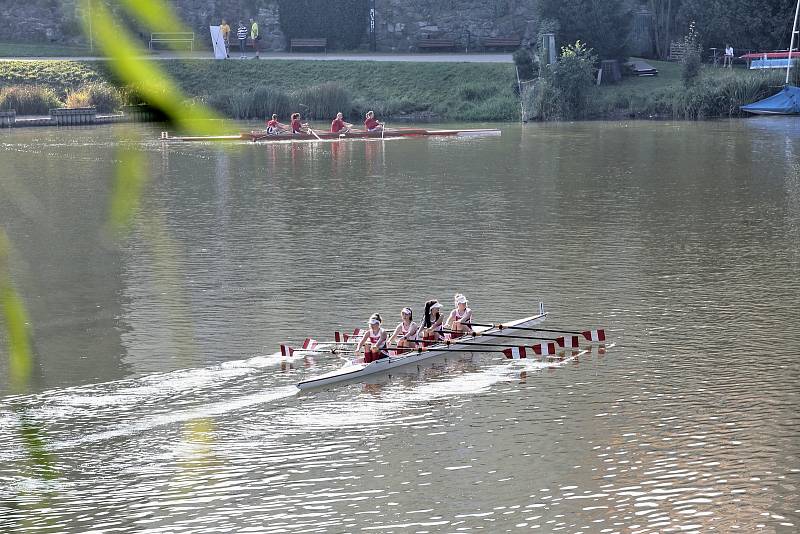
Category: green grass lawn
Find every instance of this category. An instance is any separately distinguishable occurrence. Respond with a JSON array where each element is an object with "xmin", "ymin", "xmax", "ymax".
[{"xmin": 0, "ymin": 42, "xmax": 96, "ymax": 58}]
